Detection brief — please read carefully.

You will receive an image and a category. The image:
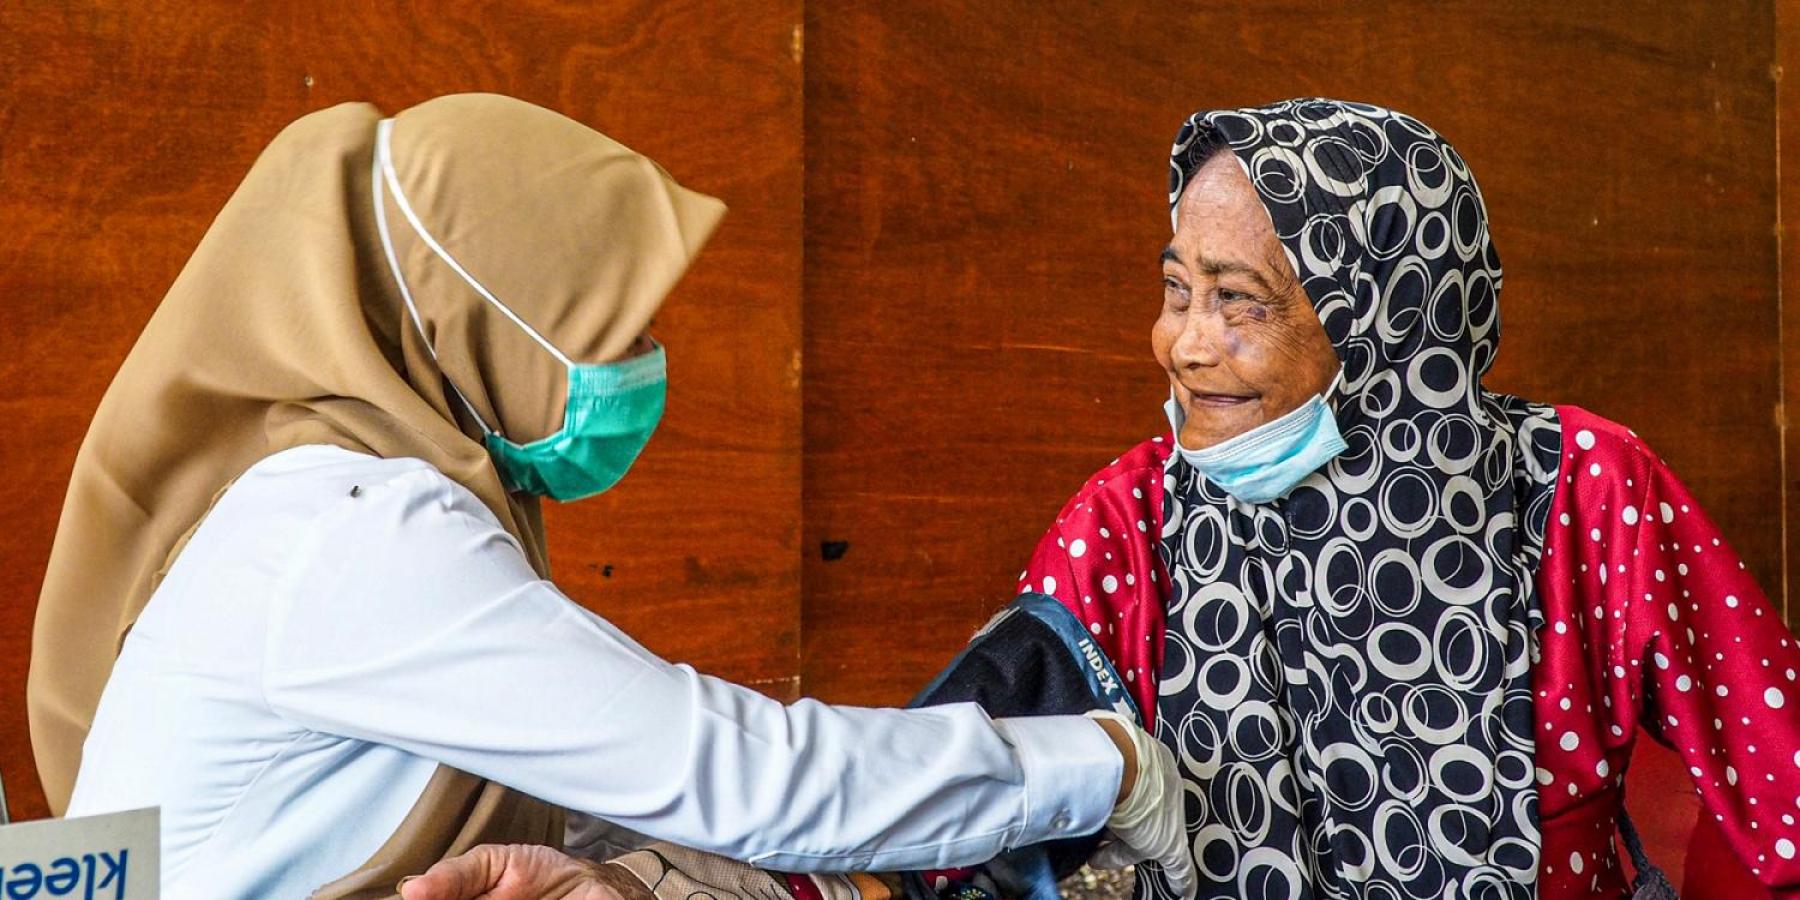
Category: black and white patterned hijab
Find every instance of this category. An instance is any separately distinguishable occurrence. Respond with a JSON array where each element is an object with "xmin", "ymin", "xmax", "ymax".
[{"xmin": 1146, "ymin": 99, "xmax": 1563, "ymax": 900}]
